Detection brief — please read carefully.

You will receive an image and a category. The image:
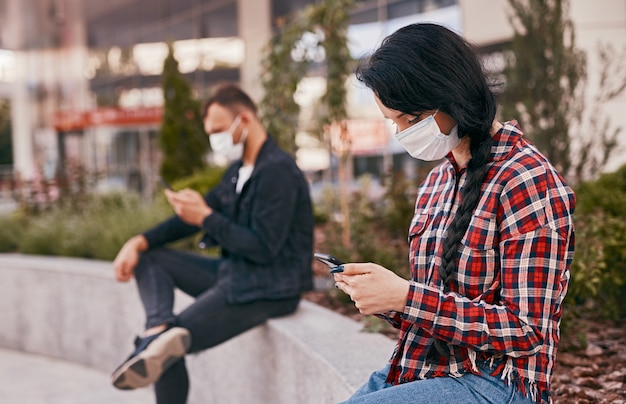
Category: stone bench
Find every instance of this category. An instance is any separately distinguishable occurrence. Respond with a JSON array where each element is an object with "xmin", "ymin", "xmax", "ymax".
[{"xmin": 0, "ymin": 254, "xmax": 395, "ymax": 403}]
